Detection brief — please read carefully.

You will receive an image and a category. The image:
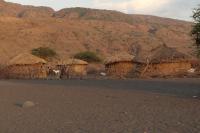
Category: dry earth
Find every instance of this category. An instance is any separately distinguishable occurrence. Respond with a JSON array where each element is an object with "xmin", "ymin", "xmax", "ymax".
[{"xmin": 0, "ymin": 79, "xmax": 199, "ymax": 133}]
